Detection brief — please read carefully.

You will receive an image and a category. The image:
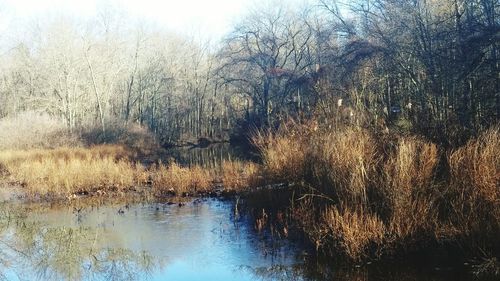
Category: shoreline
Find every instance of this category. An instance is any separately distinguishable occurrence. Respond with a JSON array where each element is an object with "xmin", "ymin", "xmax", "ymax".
[
  {"xmin": 0, "ymin": 185, "xmax": 497, "ymax": 279},
  {"xmin": 0, "ymin": 125, "xmax": 498, "ymax": 277}
]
